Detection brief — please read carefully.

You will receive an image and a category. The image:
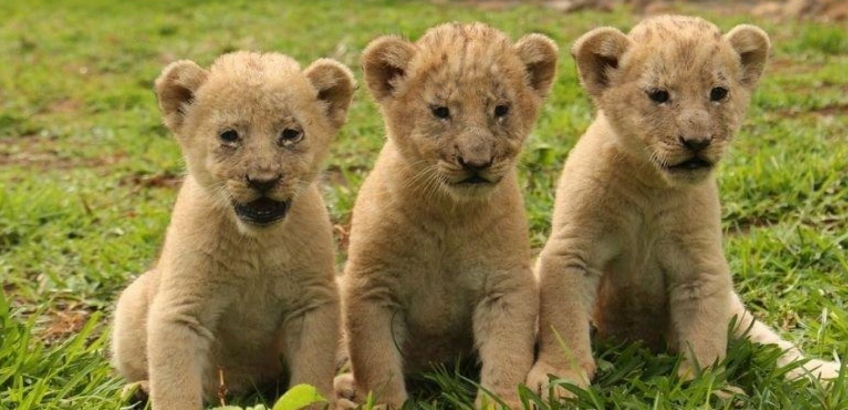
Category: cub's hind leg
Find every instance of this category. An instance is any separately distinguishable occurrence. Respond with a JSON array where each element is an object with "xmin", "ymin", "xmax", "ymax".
[
  {"xmin": 112, "ymin": 271, "xmax": 153, "ymax": 383},
  {"xmin": 728, "ymin": 293, "xmax": 842, "ymax": 381}
]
